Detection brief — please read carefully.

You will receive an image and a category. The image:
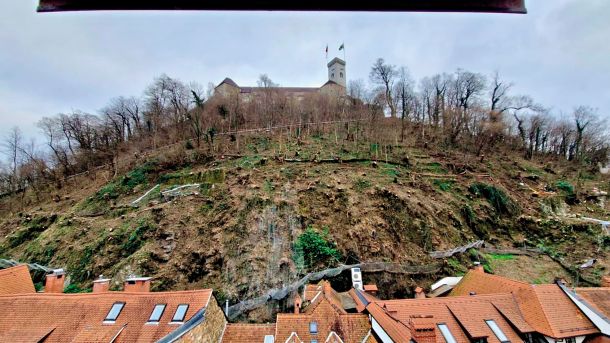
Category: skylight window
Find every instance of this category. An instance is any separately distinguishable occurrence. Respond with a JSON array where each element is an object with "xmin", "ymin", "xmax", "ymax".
[
  {"xmin": 172, "ymin": 304, "xmax": 189, "ymax": 322},
  {"xmin": 148, "ymin": 304, "xmax": 166, "ymax": 323},
  {"xmin": 438, "ymin": 324, "xmax": 457, "ymax": 343},
  {"xmin": 104, "ymin": 302, "xmax": 125, "ymax": 322},
  {"xmin": 309, "ymin": 321, "xmax": 318, "ymax": 334},
  {"xmin": 486, "ymin": 320, "xmax": 509, "ymax": 343}
]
